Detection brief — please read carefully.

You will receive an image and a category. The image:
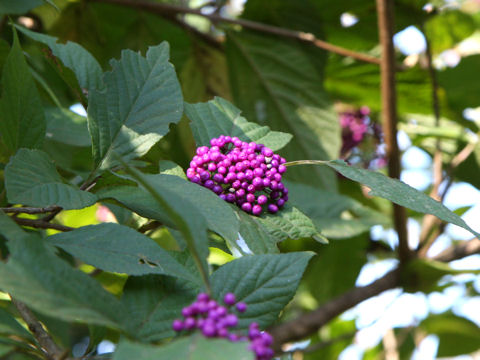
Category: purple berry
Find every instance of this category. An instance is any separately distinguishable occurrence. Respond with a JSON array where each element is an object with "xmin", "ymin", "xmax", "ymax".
[
  {"xmin": 224, "ymin": 293, "xmax": 236, "ymax": 306},
  {"xmin": 252, "ymin": 205, "xmax": 262, "ymax": 216},
  {"xmin": 257, "ymin": 195, "xmax": 268, "ymax": 205},
  {"xmin": 236, "ymin": 302, "xmax": 247, "ymax": 312},
  {"xmin": 267, "ymin": 204, "xmax": 278, "ymax": 214},
  {"xmin": 172, "ymin": 319, "xmax": 184, "ymax": 332},
  {"xmin": 241, "ymin": 202, "xmax": 252, "ymax": 213},
  {"xmin": 185, "ymin": 317, "xmax": 196, "ymax": 330}
]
